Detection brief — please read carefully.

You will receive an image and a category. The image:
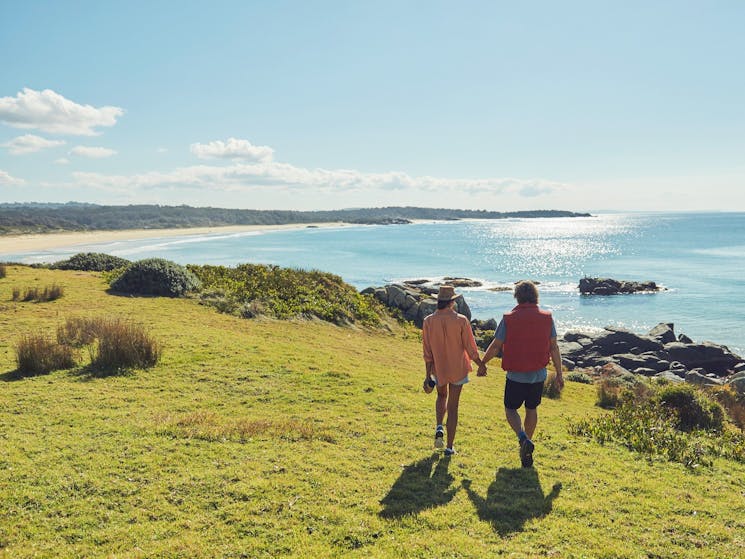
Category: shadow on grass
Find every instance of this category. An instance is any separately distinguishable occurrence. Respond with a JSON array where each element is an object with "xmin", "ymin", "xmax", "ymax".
[
  {"xmin": 379, "ymin": 453, "xmax": 457, "ymax": 518},
  {"xmin": 70, "ymin": 364, "xmax": 135, "ymax": 381},
  {"xmin": 462, "ymin": 468, "xmax": 562, "ymax": 536},
  {"xmin": 0, "ymin": 369, "xmax": 25, "ymax": 382}
]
